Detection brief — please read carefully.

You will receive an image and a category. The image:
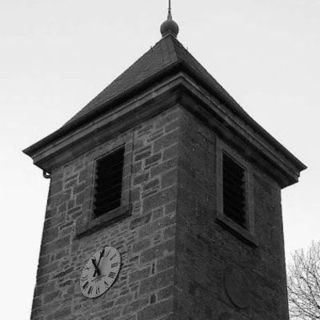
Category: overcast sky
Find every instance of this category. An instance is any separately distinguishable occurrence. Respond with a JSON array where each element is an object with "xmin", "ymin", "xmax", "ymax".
[{"xmin": 1, "ymin": 0, "xmax": 319, "ymax": 318}]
